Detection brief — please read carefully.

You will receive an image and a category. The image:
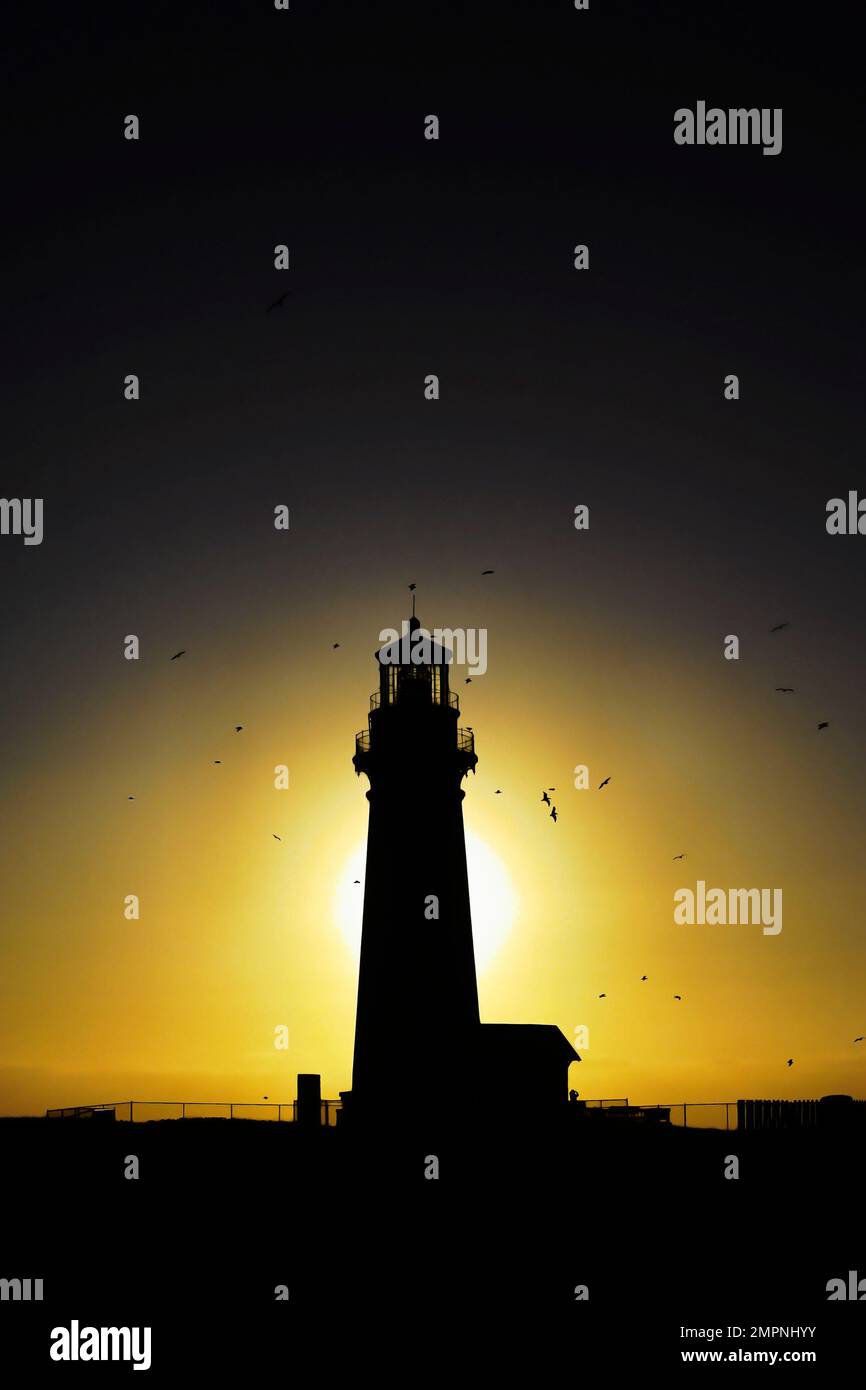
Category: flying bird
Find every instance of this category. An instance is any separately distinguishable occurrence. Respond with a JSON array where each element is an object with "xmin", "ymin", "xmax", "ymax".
[
  {"xmin": 550, "ymin": 806, "xmax": 557, "ymax": 822},
  {"xmin": 541, "ymin": 792, "xmax": 551, "ymax": 805},
  {"xmin": 170, "ymin": 650, "xmax": 186, "ymax": 660},
  {"xmin": 333, "ymin": 643, "xmax": 340, "ymax": 649},
  {"xmin": 272, "ymin": 834, "xmax": 282, "ymax": 841},
  {"xmin": 853, "ymin": 1037, "xmax": 864, "ymax": 1044},
  {"xmin": 598, "ymin": 993, "xmax": 606, "ymax": 999},
  {"xmin": 769, "ymin": 622, "xmax": 790, "ymax": 633},
  {"xmin": 127, "ymin": 796, "xmax": 135, "ymax": 800},
  {"xmin": 266, "ymin": 291, "xmax": 291, "ymax": 311},
  {"xmin": 673, "ymin": 853, "xmax": 686, "ymax": 860},
  {"xmin": 481, "ymin": 569, "xmax": 495, "ymax": 575},
  {"xmin": 598, "ymin": 777, "xmax": 611, "ymax": 789},
  {"xmin": 673, "ymin": 994, "xmax": 682, "ymax": 1001},
  {"xmin": 234, "ymin": 726, "xmax": 243, "ymax": 733},
  {"xmin": 213, "ymin": 760, "xmax": 222, "ymax": 765},
  {"xmin": 775, "ymin": 687, "xmax": 795, "ymax": 693},
  {"xmin": 353, "ymin": 880, "xmax": 360, "ymax": 884},
  {"xmin": 640, "ymin": 975, "xmax": 648, "ymax": 982},
  {"xmin": 817, "ymin": 722, "xmax": 829, "ymax": 731},
  {"xmin": 465, "ymin": 677, "xmax": 472, "ymax": 684},
  {"xmin": 786, "ymin": 1058, "xmax": 794, "ymax": 1067},
  {"xmin": 495, "ymin": 789, "xmax": 502, "ymax": 795}
]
